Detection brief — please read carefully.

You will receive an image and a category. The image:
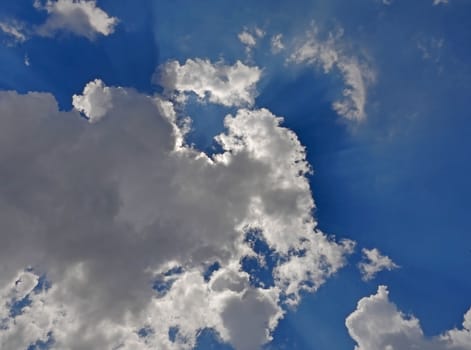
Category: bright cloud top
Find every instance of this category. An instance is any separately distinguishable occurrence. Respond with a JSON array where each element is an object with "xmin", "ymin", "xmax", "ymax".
[
  {"xmin": 346, "ymin": 286, "xmax": 471, "ymax": 350},
  {"xmin": 289, "ymin": 26, "xmax": 375, "ymax": 121},
  {"xmin": 72, "ymin": 78, "xmax": 113, "ymax": 123},
  {"xmin": 0, "ymin": 58, "xmax": 353, "ymax": 349},
  {"xmin": 34, "ymin": 0, "xmax": 118, "ymax": 39},
  {"xmin": 157, "ymin": 58, "xmax": 262, "ymax": 107},
  {"xmin": 358, "ymin": 248, "xmax": 399, "ymax": 281}
]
